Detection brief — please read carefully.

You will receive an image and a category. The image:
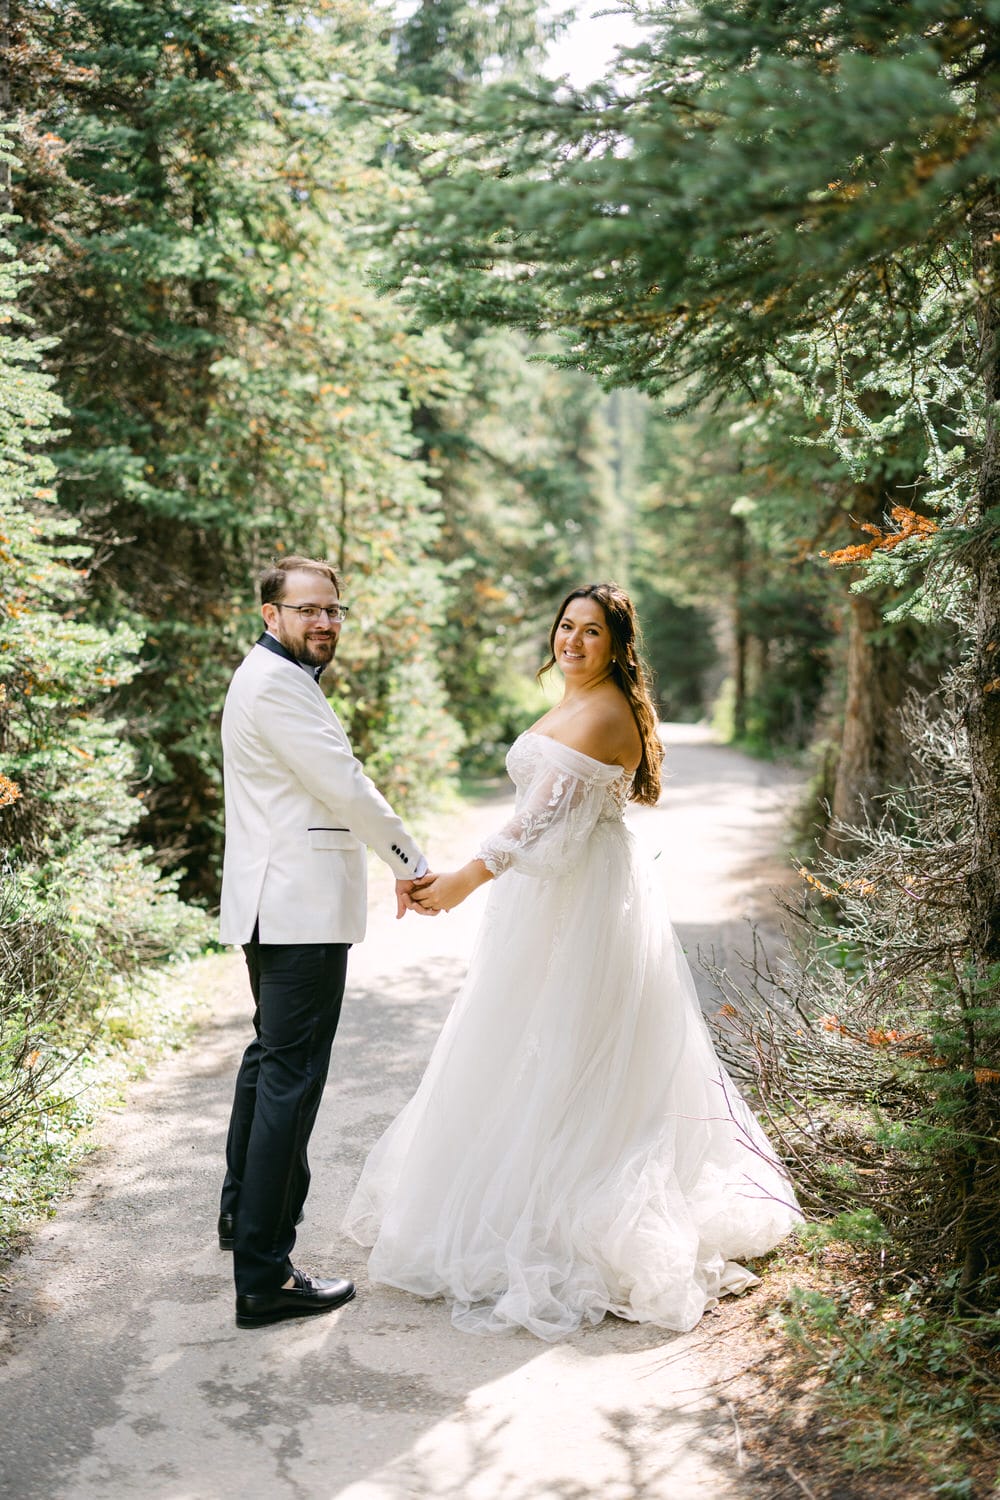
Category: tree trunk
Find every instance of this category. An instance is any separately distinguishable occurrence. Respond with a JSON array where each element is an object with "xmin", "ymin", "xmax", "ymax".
[
  {"xmin": 967, "ymin": 188, "xmax": 1000, "ymax": 969},
  {"xmin": 731, "ymin": 508, "xmax": 747, "ymax": 739},
  {"xmin": 0, "ymin": 0, "xmax": 11, "ymax": 219},
  {"xmin": 967, "ymin": 547, "xmax": 1000, "ymax": 963},
  {"xmin": 826, "ymin": 489, "xmax": 911, "ymax": 847},
  {"xmin": 957, "ymin": 186, "xmax": 1000, "ymax": 1298}
]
